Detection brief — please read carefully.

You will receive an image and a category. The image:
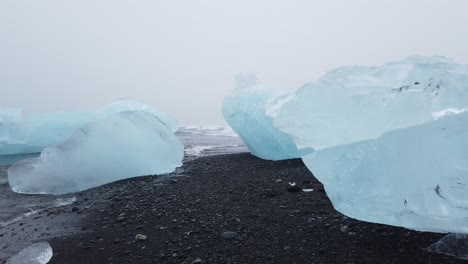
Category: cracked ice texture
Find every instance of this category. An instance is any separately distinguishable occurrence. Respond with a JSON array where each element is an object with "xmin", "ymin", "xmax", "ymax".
[
  {"xmin": 8, "ymin": 111, "xmax": 183, "ymax": 194},
  {"xmin": 222, "ymin": 74, "xmax": 313, "ymax": 160},
  {"xmin": 270, "ymin": 56, "xmax": 468, "ymax": 150}
]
